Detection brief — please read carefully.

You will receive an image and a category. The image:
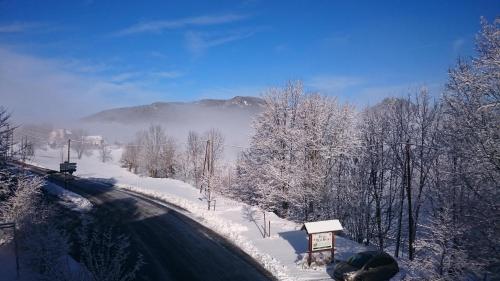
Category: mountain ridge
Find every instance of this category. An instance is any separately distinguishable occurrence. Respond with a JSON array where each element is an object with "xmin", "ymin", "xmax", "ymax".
[{"xmin": 82, "ymin": 96, "xmax": 266, "ymax": 124}]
